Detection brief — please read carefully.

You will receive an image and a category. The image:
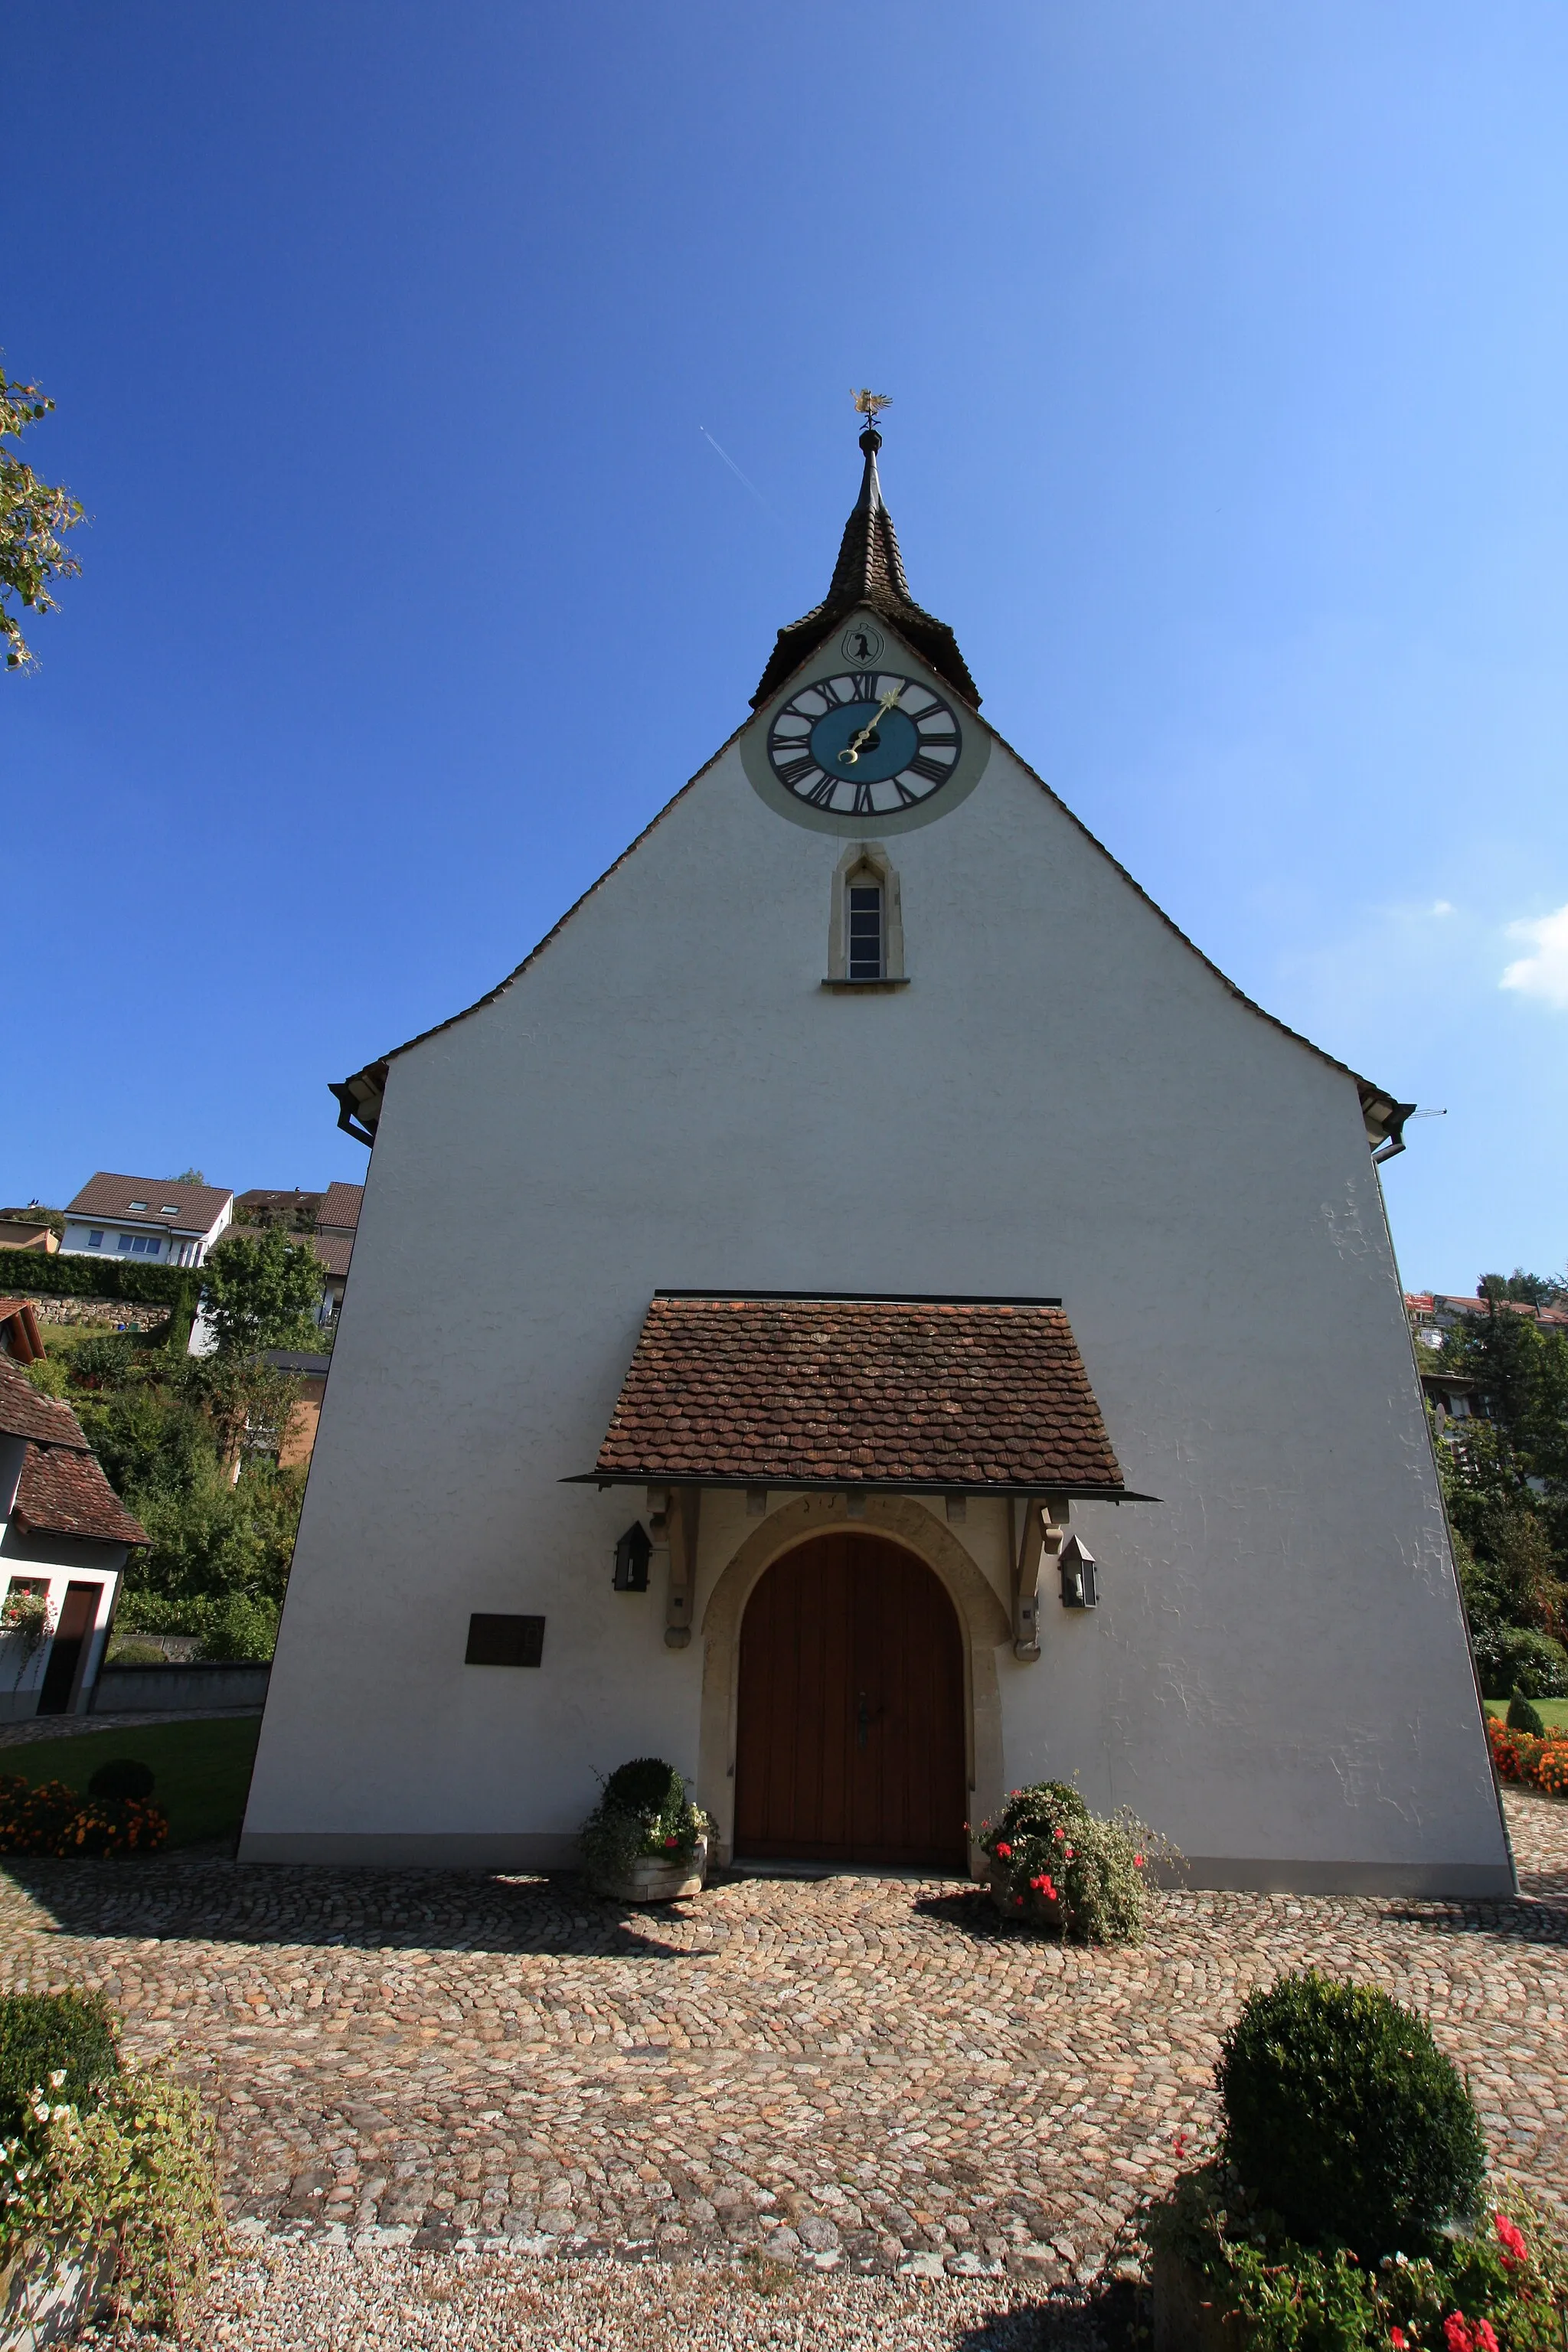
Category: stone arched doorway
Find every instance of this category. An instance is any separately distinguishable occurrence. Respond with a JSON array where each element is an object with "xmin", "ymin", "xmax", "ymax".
[{"xmin": 733, "ymin": 1533, "xmax": 967, "ymax": 1872}]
